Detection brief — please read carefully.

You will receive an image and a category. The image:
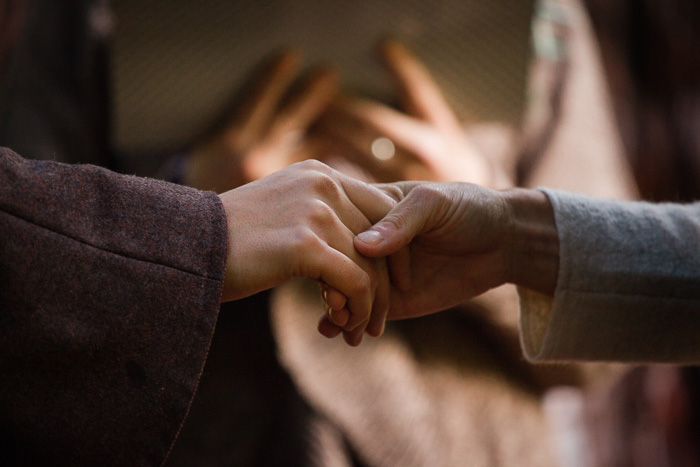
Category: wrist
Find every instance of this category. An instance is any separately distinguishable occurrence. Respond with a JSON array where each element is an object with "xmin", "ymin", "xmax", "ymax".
[{"xmin": 501, "ymin": 188, "xmax": 559, "ymax": 295}]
